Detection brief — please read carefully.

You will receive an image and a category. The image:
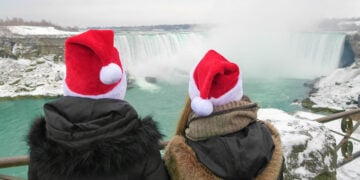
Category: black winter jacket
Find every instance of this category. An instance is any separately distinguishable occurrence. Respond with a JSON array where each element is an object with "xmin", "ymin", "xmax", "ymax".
[
  {"xmin": 27, "ymin": 96, "xmax": 169, "ymax": 180},
  {"xmin": 187, "ymin": 121, "xmax": 274, "ymax": 179}
]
